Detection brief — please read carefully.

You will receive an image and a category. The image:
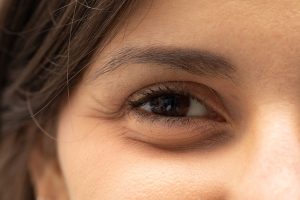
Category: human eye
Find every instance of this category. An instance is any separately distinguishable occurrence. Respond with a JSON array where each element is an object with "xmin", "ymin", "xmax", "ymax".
[
  {"xmin": 128, "ymin": 82, "xmax": 223, "ymax": 120},
  {"xmin": 123, "ymin": 81, "xmax": 231, "ymax": 150}
]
